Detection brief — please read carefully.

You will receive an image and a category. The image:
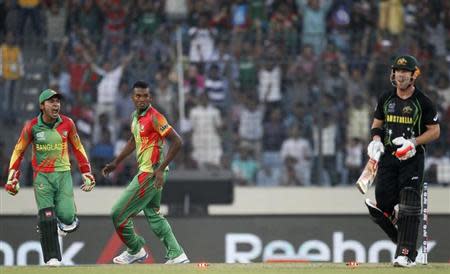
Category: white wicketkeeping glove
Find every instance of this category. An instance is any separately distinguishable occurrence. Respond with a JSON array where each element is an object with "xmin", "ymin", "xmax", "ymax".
[
  {"xmin": 393, "ymin": 137, "xmax": 416, "ymax": 160},
  {"xmin": 81, "ymin": 173, "xmax": 96, "ymax": 192},
  {"xmin": 367, "ymin": 140, "xmax": 385, "ymax": 160}
]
